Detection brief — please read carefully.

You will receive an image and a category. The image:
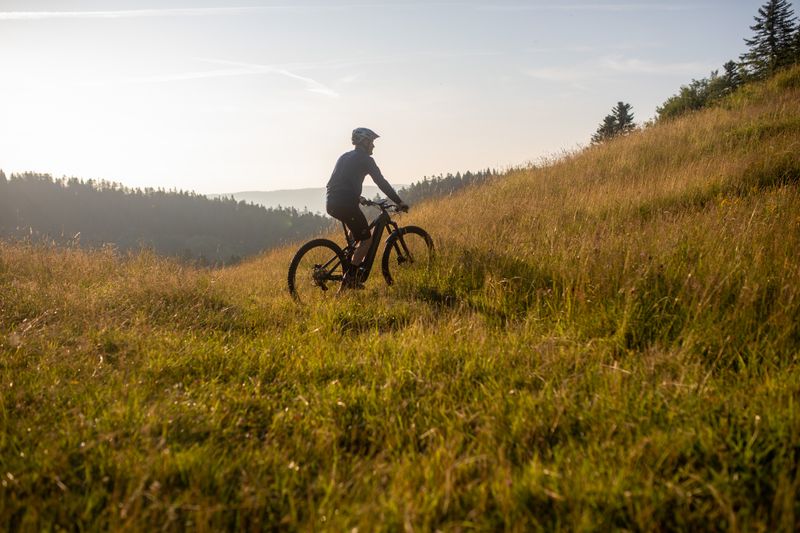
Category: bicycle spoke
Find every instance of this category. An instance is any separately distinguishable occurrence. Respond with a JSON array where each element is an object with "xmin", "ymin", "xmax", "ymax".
[
  {"xmin": 382, "ymin": 227, "xmax": 433, "ymax": 286},
  {"xmin": 288, "ymin": 239, "xmax": 346, "ymax": 303}
]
